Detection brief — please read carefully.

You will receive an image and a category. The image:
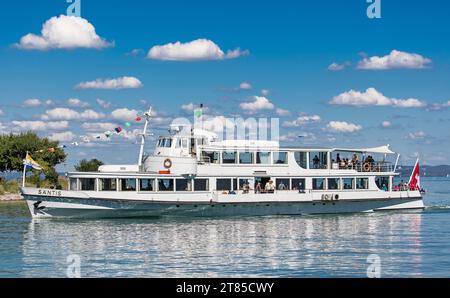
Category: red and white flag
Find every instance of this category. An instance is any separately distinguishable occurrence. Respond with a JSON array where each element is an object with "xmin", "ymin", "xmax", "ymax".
[{"xmin": 408, "ymin": 158, "xmax": 420, "ymax": 190}]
